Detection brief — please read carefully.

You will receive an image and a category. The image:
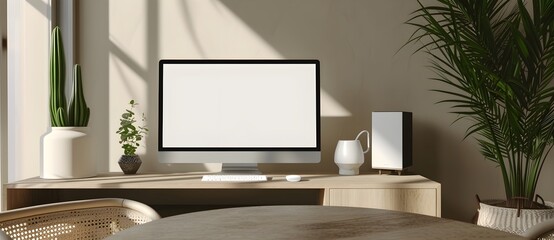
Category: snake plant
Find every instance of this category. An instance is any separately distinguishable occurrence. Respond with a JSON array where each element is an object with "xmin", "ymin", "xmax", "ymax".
[
  {"xmin": 50, "ymin": 26, "xmax": 67, "ymax": 127},
  {"xmin": 407, "ymin": 0, "xmax": 554, "ymax": 207},
  {"xmin": 68, "ymin": 64, "xmax": 90, "ymax": 126},
  {"xmin": 50, "ymin": 26, "xmax": 90, "ymax": 127}
]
